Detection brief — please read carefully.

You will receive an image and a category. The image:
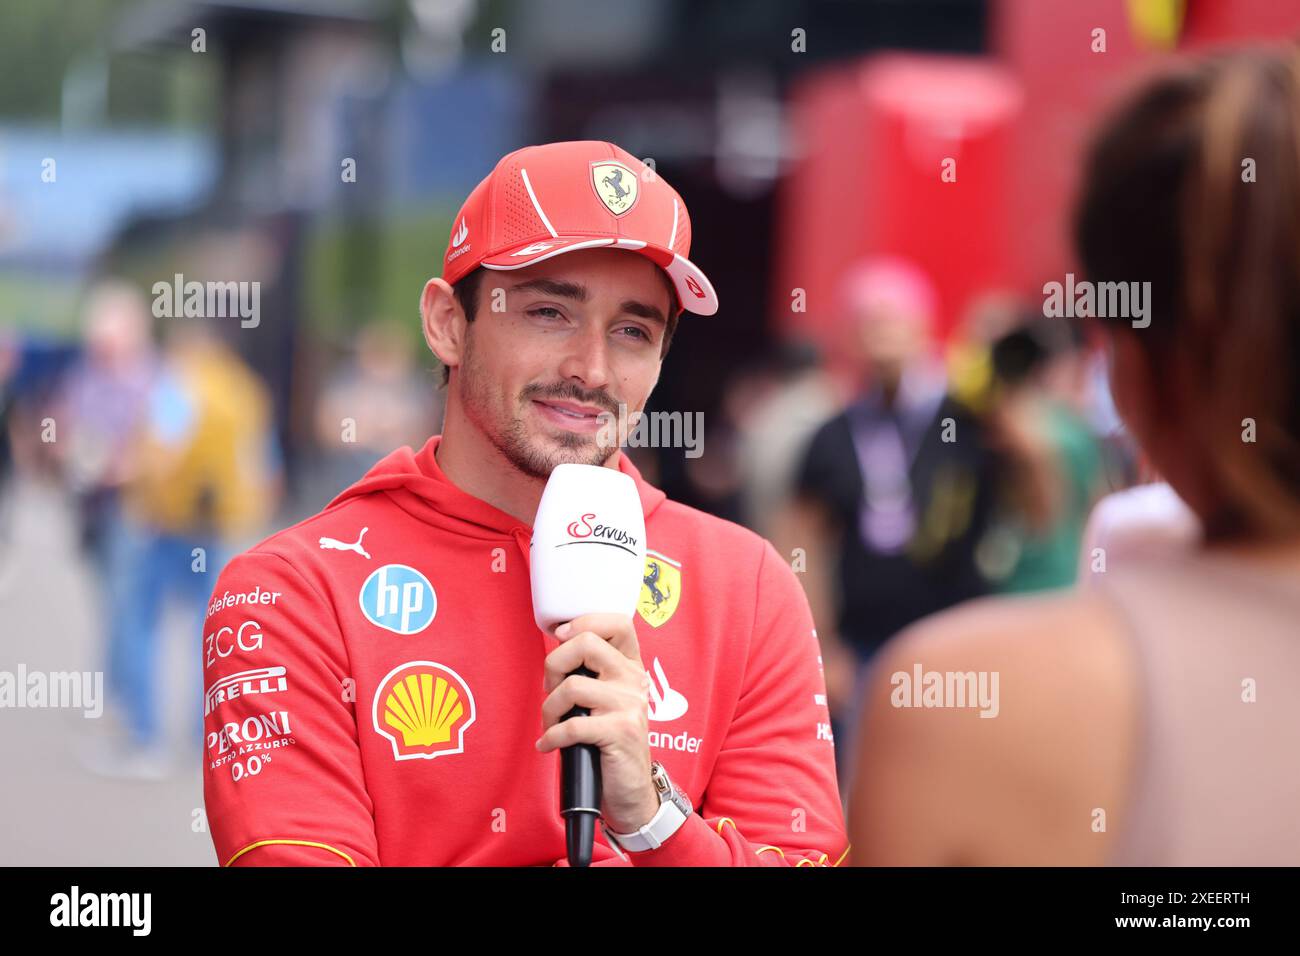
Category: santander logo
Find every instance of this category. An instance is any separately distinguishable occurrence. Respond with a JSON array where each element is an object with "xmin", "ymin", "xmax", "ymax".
[{"xmin": 451, "ymin": 217, "xmax": 469, "ymax": 247}]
